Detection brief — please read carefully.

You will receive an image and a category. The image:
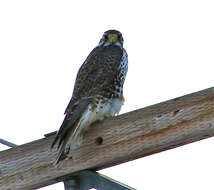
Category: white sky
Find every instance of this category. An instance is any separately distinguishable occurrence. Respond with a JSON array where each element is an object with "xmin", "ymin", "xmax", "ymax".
[{"xmin": 0, "ymin": 0, "xmax": 214, "ymax": 189}]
